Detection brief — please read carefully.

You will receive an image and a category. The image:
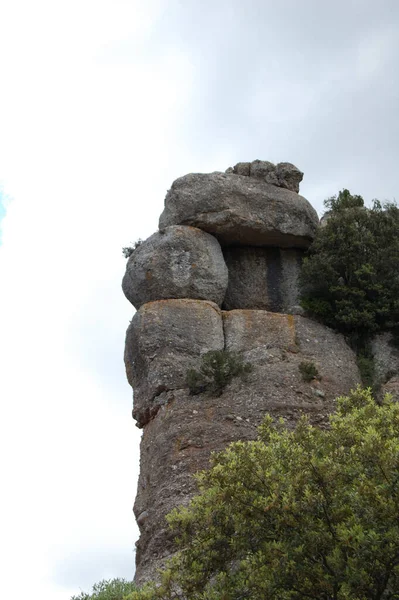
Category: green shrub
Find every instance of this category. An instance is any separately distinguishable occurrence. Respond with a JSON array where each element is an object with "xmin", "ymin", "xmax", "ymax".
[
  {"xmin": 70, "ymin": 578, "xmax": 137, "ymax": 600},
  {"xmin": 186, "ymin": 350, "xmax": 253, "ymax": 397},
  {"xmin": 298, "ymin": 360, "xmax": 319, "ymax": 382},
  {"xmin": 128, "ymin": 388, "xmax": 399, "ymax": 599},
  {"xmin": 122, "ymin": 239, "xmax": 143, "ymax": 259}
]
